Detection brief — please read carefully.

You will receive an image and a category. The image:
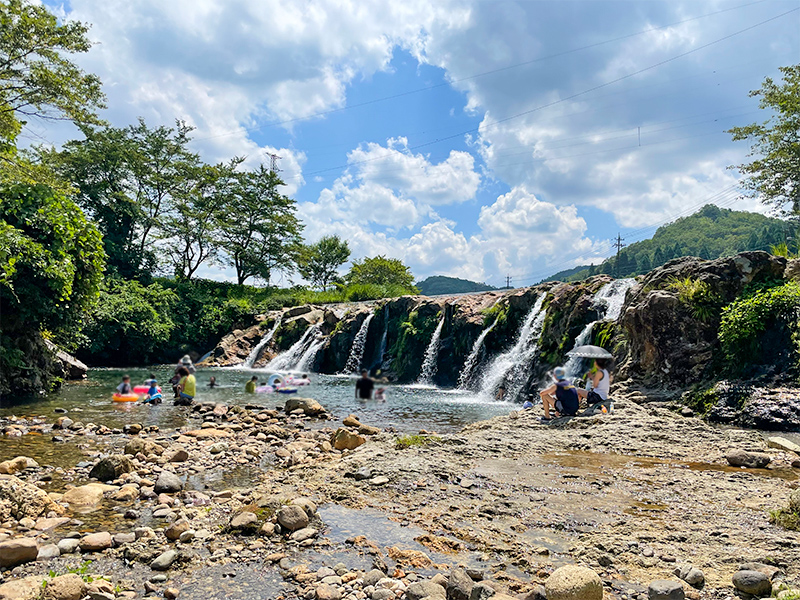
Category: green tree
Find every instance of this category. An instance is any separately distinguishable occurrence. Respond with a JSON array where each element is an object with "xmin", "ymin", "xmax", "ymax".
[
  {"xmin": 0, "ymin": 183, "xmax": 105, "ymax": 393},
  {"xmin": 0, "ymin": 0, "xmax": 104, "ymax": 155},
  {"xmin": 159, "ymin": 160, "xmax": 239, "ymax": 279},
  {"xmin": 346, "ymin": 255, "xmax": 416, "ymax": 289},
  {"xmin": 299, "ymin": 235, "xmax": 350, "ymax": 290},
  {"xmin": 728, "ymin": 65, "xmax": 800, "ymax": 215},
  {"xmin": 215, "ymin": 165, "xmax": 303, "ymax": 285}
]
